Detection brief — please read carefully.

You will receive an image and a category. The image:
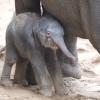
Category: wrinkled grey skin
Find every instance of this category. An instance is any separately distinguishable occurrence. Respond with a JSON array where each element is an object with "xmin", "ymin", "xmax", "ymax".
[
  {"xmin": 14, "ymin": 0, "xmax": 81, "ymax": 81},
  {"xmin": 15, "ymin": 0, "xmax": 40, "ymax": 14},
  {"xmin": 15, "ymin": 0, "xmax": 100, "ymax": 80},
  {"xmin": 41, "ymin": 0, "xmax": 100, "ymax": 78},
  {"xmin": 0, "ymin": 12, "xmax": 76, "ymax": 96}
]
